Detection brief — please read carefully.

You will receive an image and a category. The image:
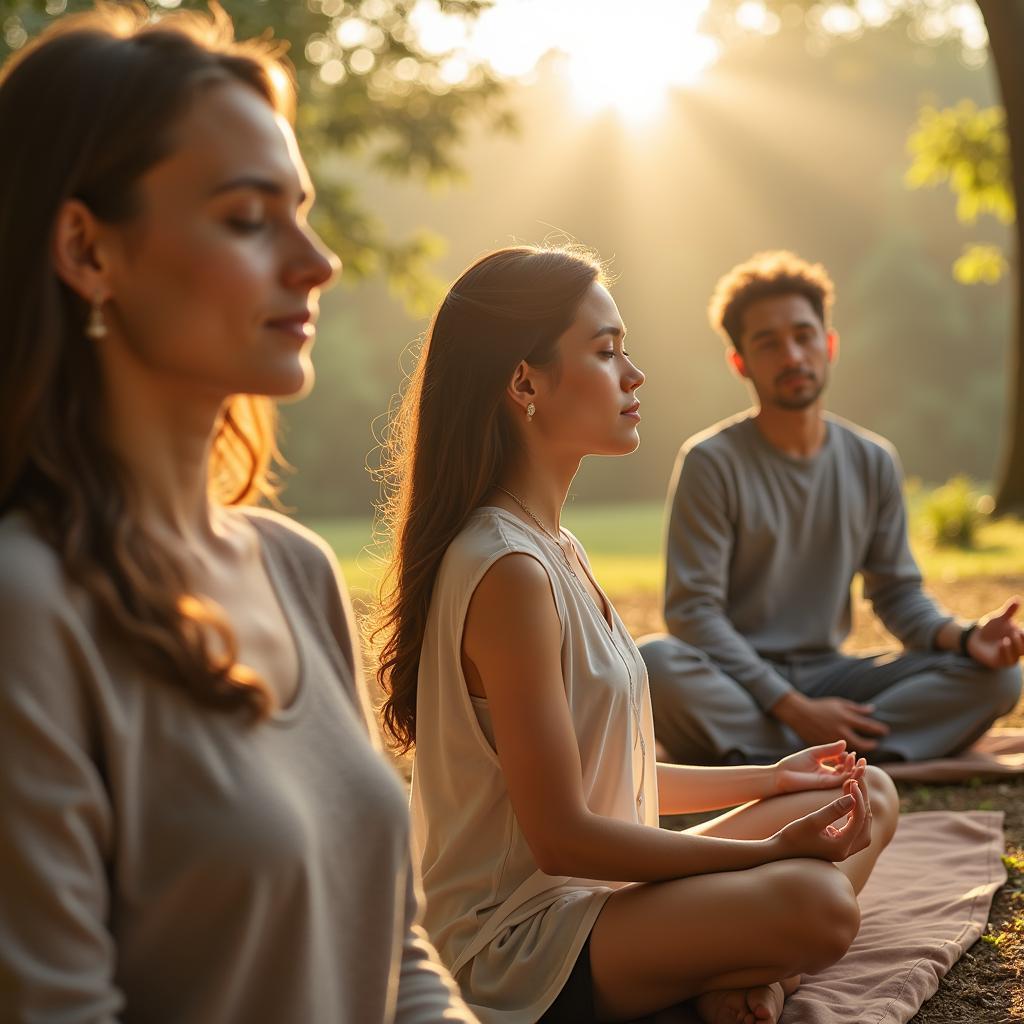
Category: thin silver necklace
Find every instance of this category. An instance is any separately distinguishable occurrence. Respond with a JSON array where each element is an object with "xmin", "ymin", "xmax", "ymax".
[
  {"xmin": 494, "ymin": 485, "xmax": 648, "ymax": 810},
  {"xmin": 495, "ymin": 486, "xmax": 579, "ymax": 580}
]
